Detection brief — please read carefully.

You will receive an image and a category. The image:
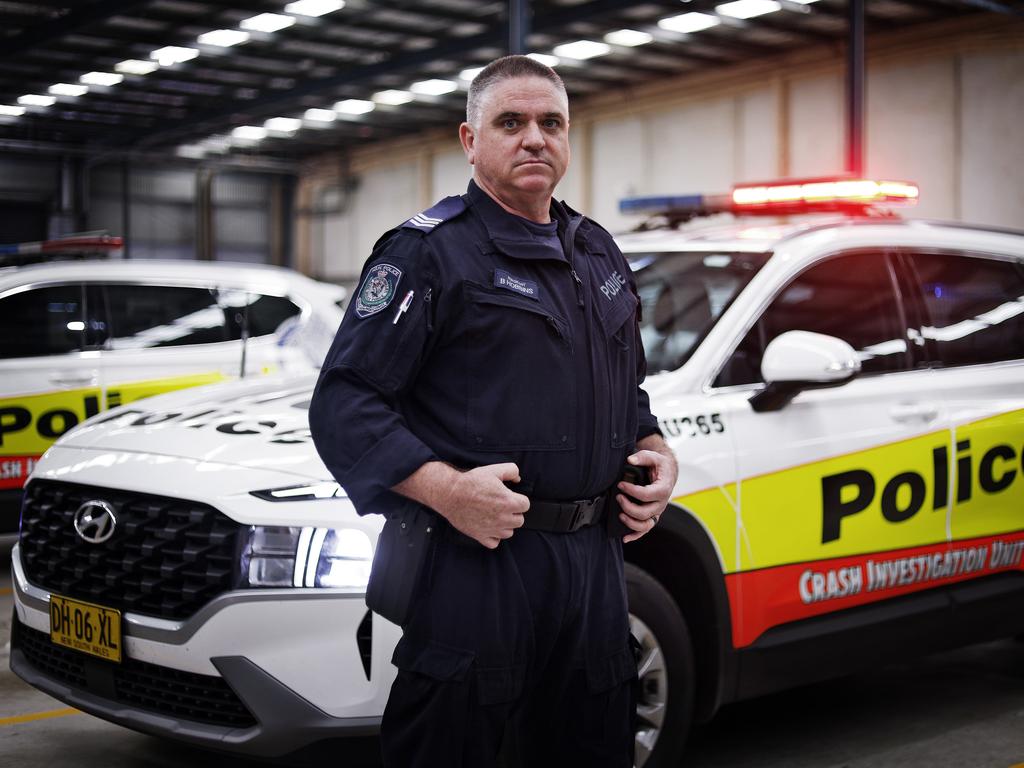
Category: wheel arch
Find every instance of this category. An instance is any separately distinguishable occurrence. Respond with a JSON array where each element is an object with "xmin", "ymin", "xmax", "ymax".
[{"xmin": 623, "ymin": 501, "xmax": 737, "ymax": 721}]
